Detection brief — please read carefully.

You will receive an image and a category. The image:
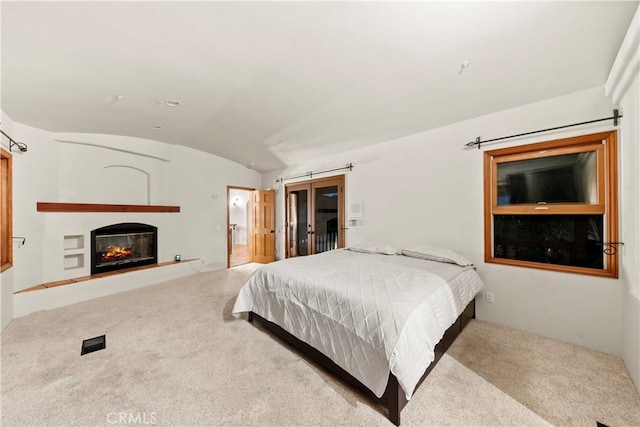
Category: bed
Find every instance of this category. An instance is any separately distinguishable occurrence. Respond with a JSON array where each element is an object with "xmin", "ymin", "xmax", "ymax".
[{"xmin": 232, "ymin": 246, "xmax": 485, "ymax": 425}]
